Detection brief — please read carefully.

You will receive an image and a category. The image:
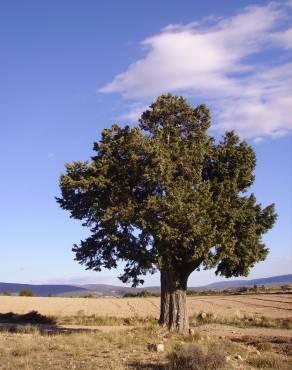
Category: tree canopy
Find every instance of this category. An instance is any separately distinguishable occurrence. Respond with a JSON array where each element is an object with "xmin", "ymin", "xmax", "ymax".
[{"xmin": 57, "ymin": 94, "xmax": 277, "ymax": 288}]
